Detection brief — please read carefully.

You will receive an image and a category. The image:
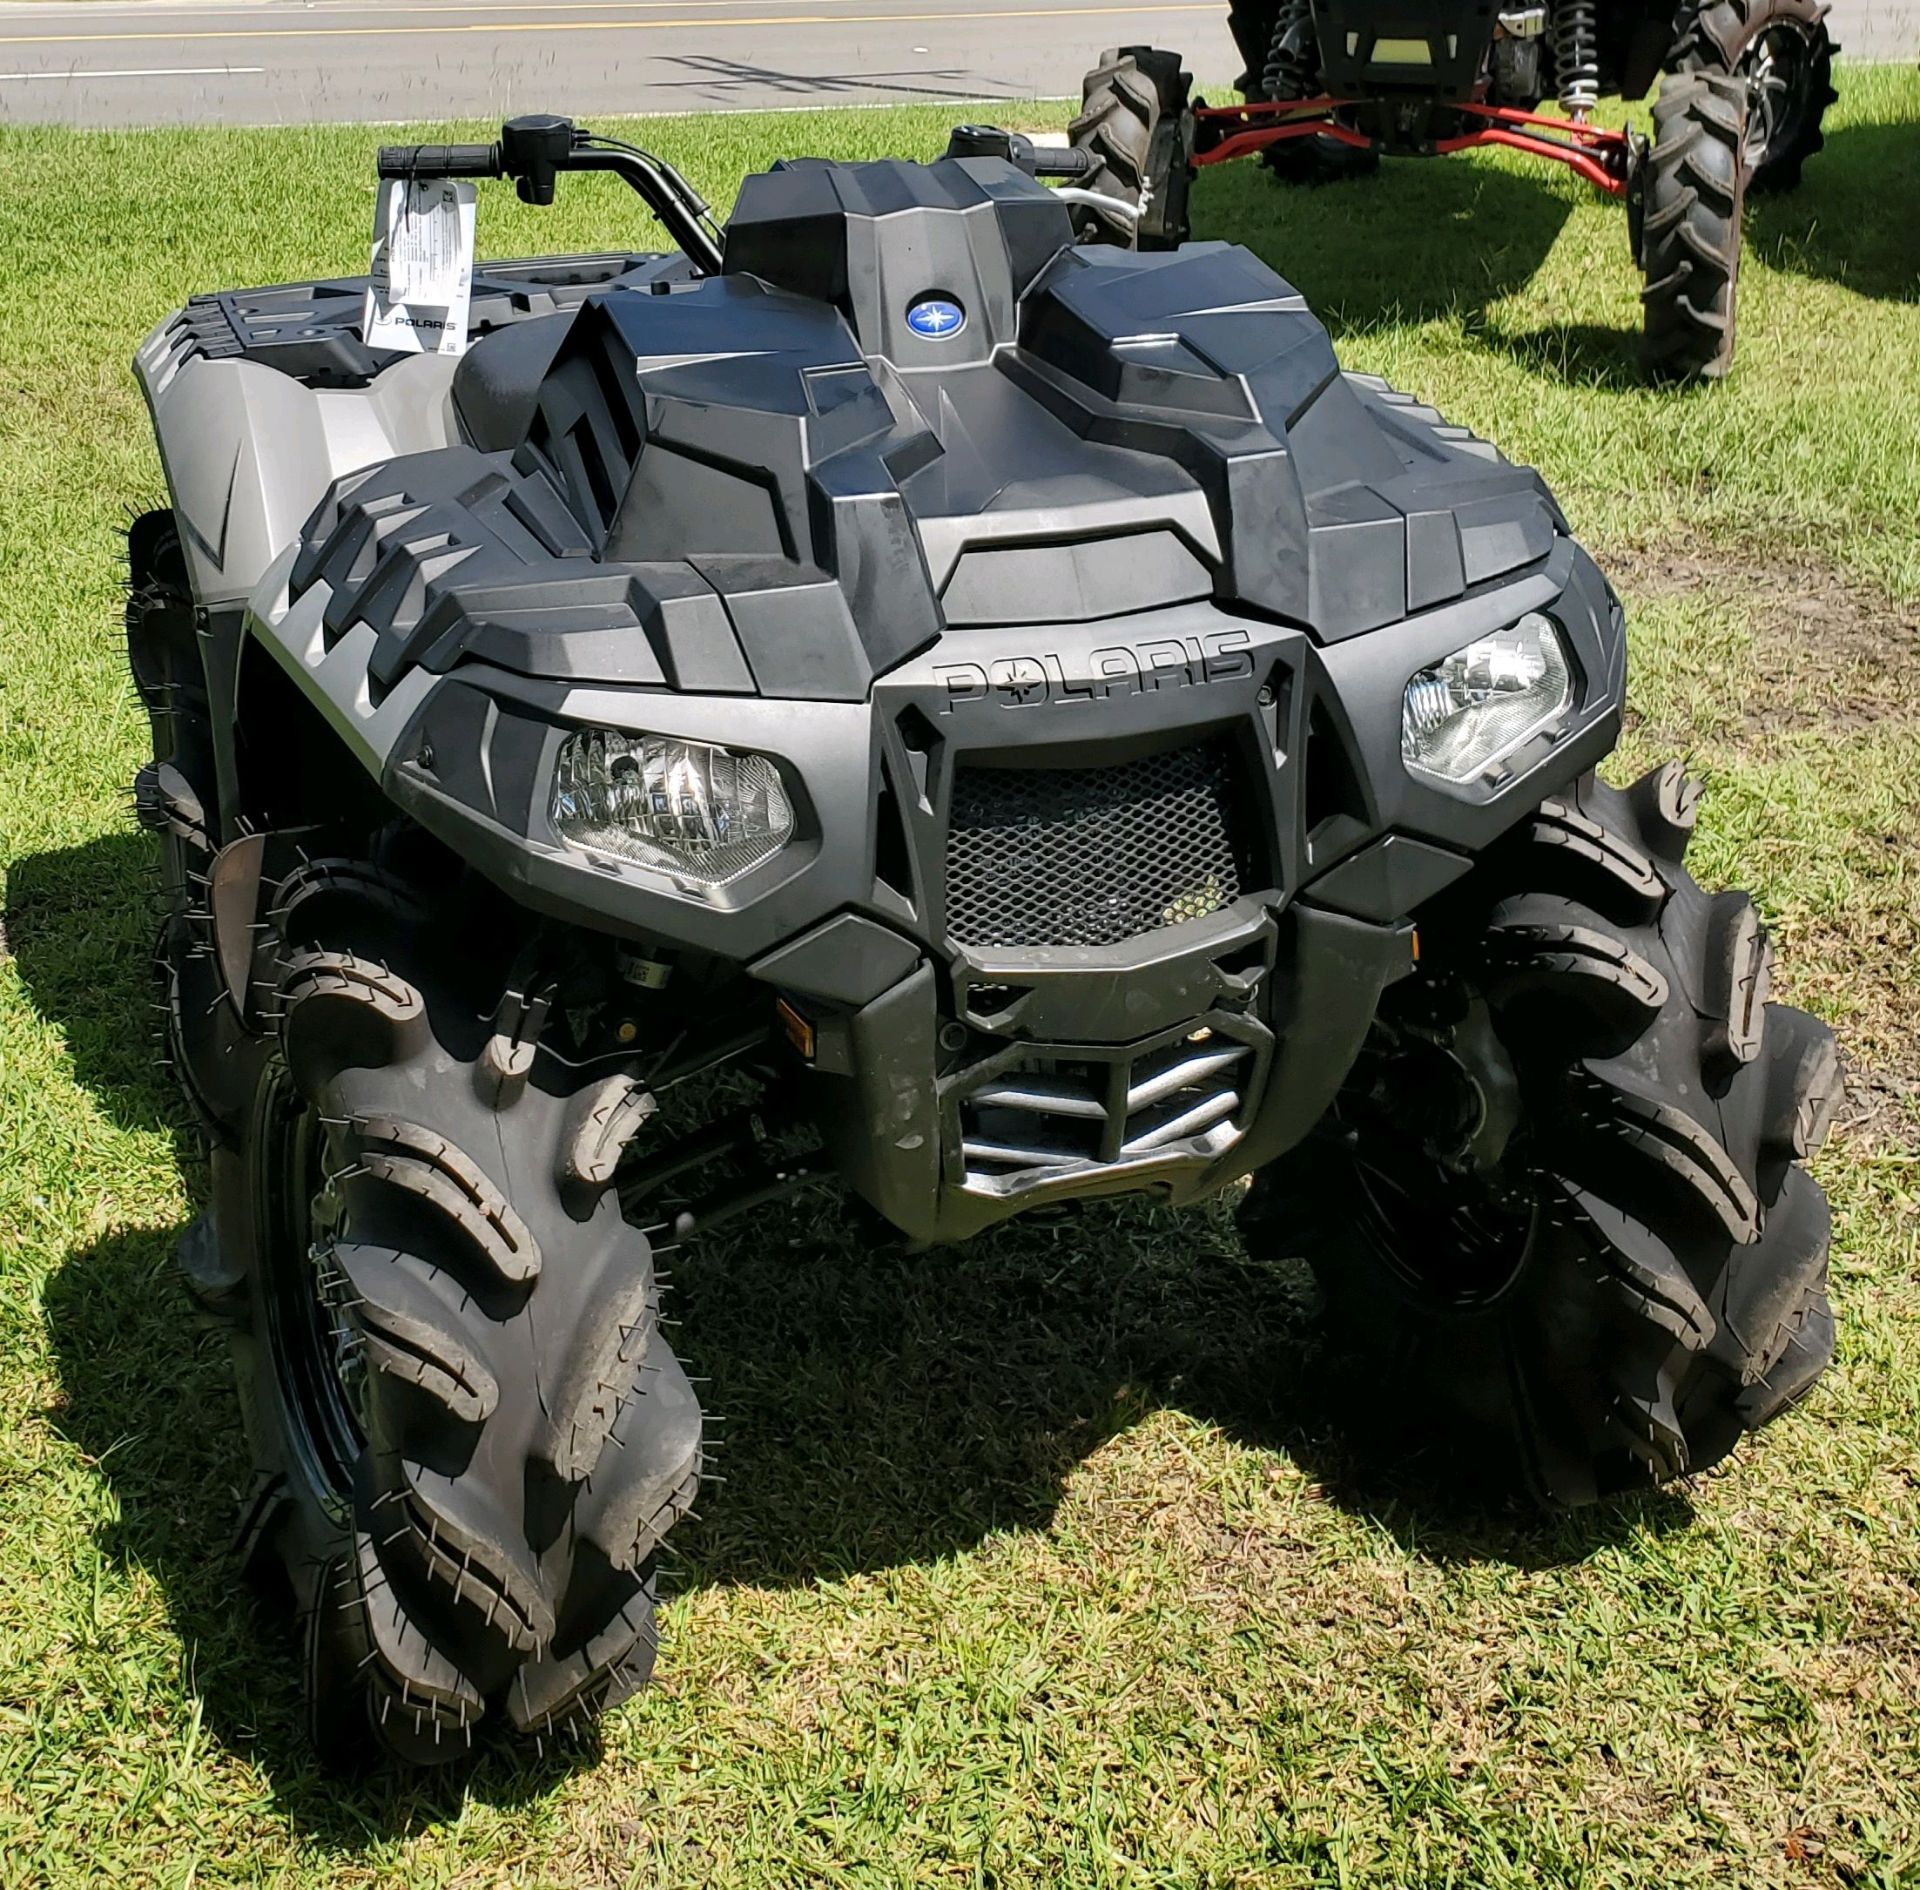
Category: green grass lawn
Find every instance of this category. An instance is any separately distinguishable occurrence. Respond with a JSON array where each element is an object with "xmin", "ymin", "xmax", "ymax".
[{"xmin": 3, "ymin": 68, "xmax": 1919, "ymax": 1888}]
